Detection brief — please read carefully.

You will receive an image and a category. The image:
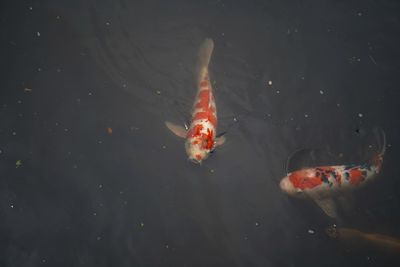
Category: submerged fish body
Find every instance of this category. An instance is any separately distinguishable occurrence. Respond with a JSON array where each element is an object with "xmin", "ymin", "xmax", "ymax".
[
  {"xmin": 326, "ymin": 226, "xmax": 400, "ymax": 253},
  {"xmin": 165, "ymin": 38, "xmax": 225, "ymax": 164},
  {"xmin": 279, "ymin": 130, "xmax": 385, "ymax": 219}
]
